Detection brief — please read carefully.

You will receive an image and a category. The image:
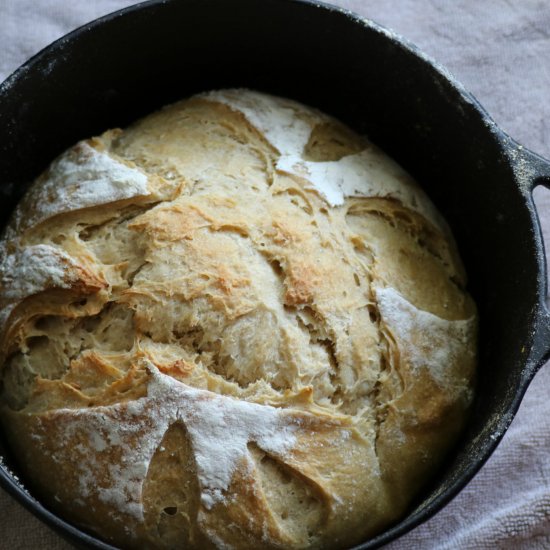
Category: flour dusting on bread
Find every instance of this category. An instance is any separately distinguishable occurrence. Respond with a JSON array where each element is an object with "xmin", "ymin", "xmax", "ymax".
[
  {"xmin": 0, "ymin": 244, "xmax": 81, "ymax": 327},
  {"xmin": 202, "ymin": 89, "xmax": 445, "ymax": 230},
  {"xmin": 376, "ymin": 286, "xmax": 476, "ymax": 389},
  {"xmin": 40, "ymin": 363, "xmax": 299, "ymax": 521},
  {"xmin": 12, "ymin": 141, "xmax": 150, "ymax": 234}
]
